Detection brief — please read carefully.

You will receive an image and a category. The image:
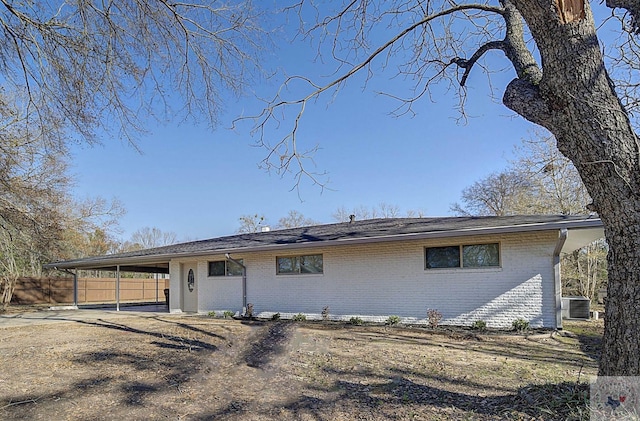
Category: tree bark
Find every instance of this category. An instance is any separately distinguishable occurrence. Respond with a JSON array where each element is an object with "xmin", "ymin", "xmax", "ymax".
[{"xmin": 505, "ymin": 0, "xmax": 640, "ymax": 375}]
